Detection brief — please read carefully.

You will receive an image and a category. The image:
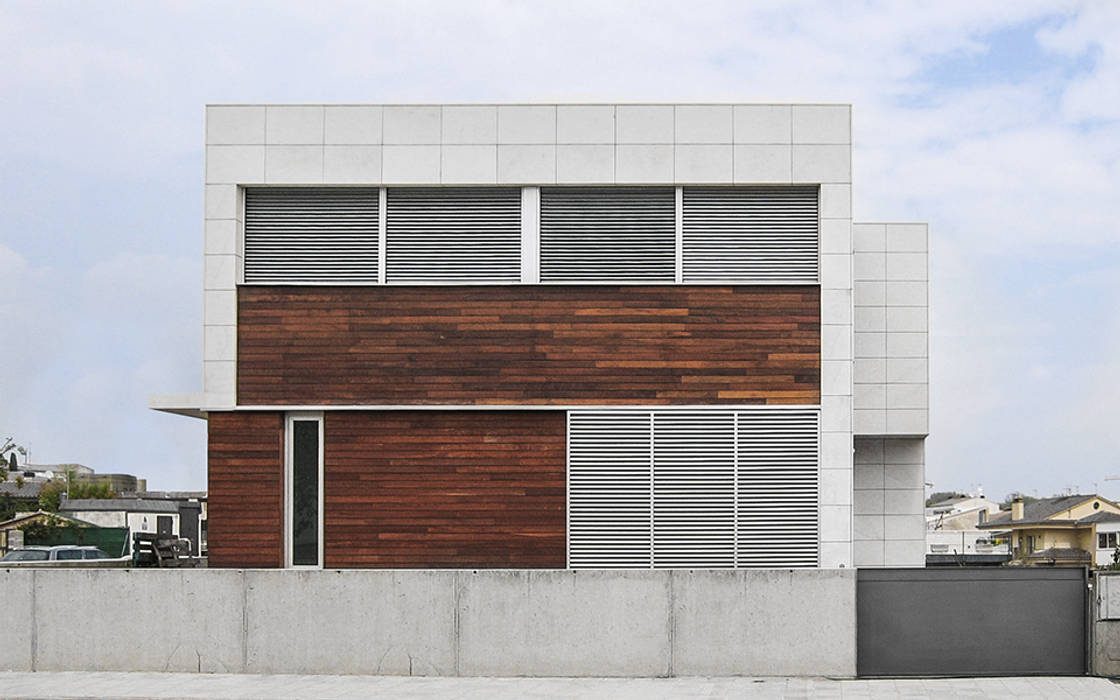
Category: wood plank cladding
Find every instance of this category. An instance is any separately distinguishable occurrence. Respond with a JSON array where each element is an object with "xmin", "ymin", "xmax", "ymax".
[
  {"xmin": 324, "ymin": 411, "xmax": 566, "ymax": 568},
  {"xmin": 207, "ymin": 411, "xmax": 284, "ymax": 568},
  {"xmin": 238, "ymin": 285, "xmax": 820, "ymax": 406}
]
